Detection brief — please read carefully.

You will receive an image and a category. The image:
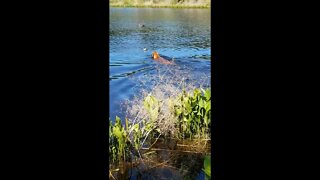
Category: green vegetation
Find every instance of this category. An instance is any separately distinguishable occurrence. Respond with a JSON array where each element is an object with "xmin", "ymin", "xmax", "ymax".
[
  {"xmin": 203, "ymin": 155, "xmax": 211, "ymax": 179},
  {"xmin": 174, "ymin": 88, "xmax": 211, "ymax": 139},
  {"xmin": 110, "ymin": 0, "xmax": 211, "ymax": 8},
  {"xmin": 109, "ymin": 65, "xmax": 211, "ymax": 178},
  {"xmin": 109, "ymin": 87, "xmax": 211, "ymax": 167},
  {"xmin": 109, "ymin": 116, "xmax": 129, "ymax": 163}
]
